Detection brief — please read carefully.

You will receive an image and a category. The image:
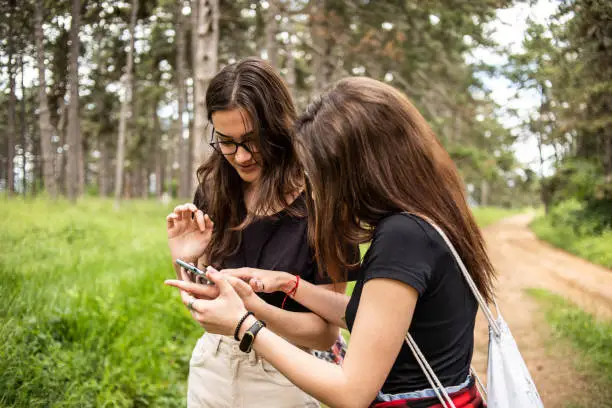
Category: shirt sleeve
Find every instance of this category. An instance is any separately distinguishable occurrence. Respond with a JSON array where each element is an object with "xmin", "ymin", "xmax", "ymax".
[{"xmin": 362, "ymin": 214, "xmax": 437, "ymax": 296}]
